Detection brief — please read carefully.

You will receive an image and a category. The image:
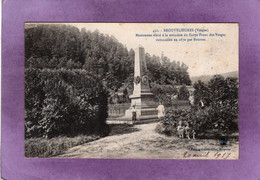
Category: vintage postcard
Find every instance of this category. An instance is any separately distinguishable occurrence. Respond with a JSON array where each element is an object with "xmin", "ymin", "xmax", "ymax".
[{"xmin": 24, "ymin": 23, "xmax": 239, "ymax": 159}]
